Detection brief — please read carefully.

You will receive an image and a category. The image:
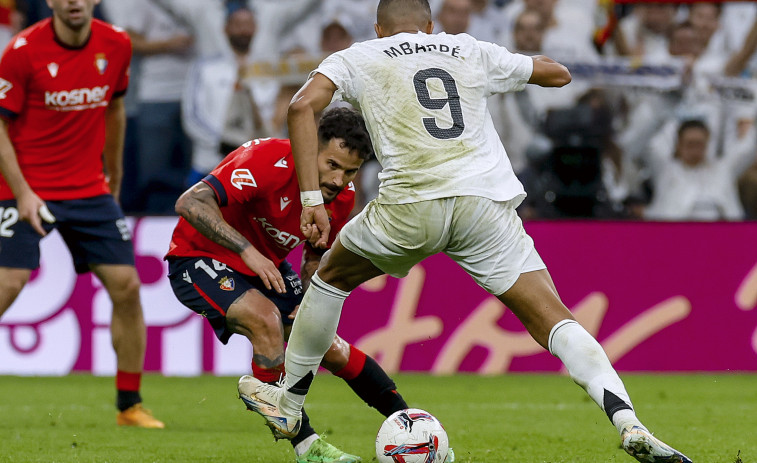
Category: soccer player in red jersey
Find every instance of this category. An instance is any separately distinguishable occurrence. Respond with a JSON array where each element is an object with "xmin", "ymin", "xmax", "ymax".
[
  {"xmin": 167, "ymin": 108, "xmax": 408, "ymax": 462},
  {"xmin": 0, "ymin": 0, "xmax": 163, "ymax": 428}
]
